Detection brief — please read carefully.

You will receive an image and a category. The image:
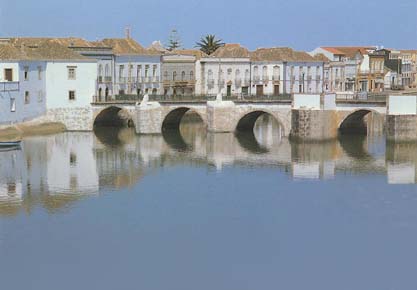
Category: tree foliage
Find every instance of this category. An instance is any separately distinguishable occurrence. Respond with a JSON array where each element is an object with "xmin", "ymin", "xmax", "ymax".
[
  {"xmin": 195, "ymin": 34, "xmax": 225, "ymax": 55},
  {"xmin": 166, "ymin": 29, "xmax": 182, "ymax": 51}
]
